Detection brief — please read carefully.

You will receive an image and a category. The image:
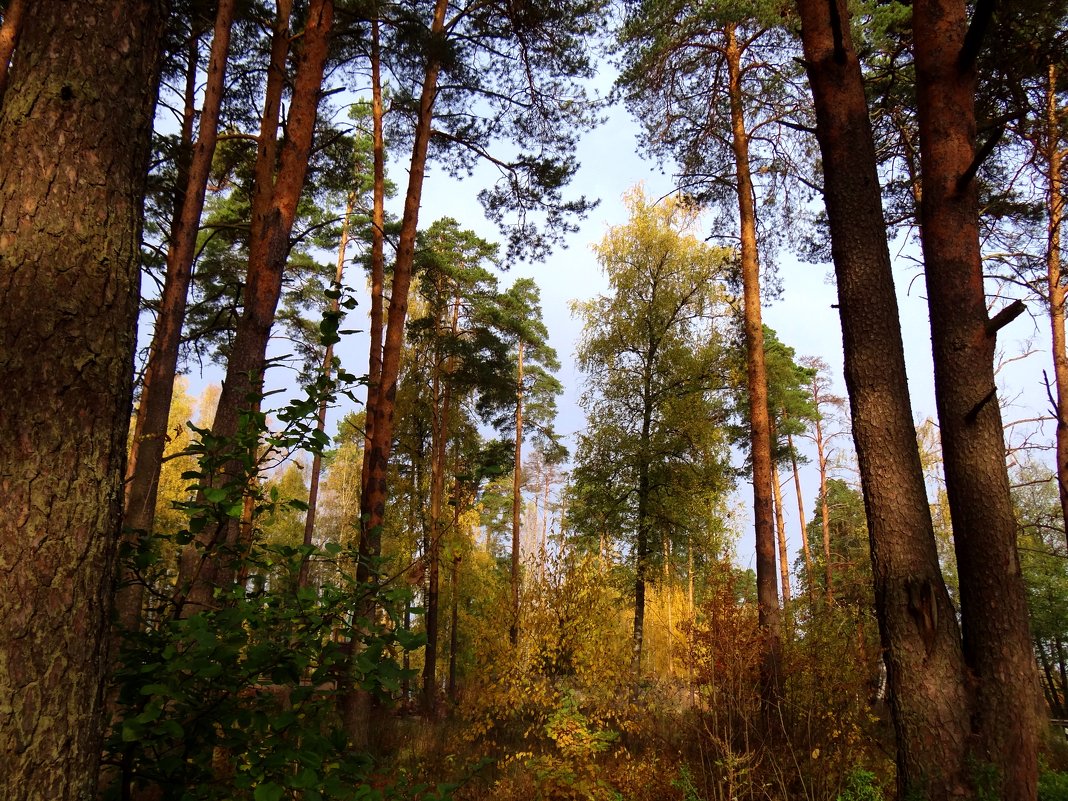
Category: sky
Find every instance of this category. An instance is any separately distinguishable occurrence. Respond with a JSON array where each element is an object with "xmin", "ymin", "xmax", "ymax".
[
  {"xmin": 185, "ymin": 59, "xmax": 1055, "ymax": 582},
  {"xmin": 388, "ymin": 92, "xmax": 1057, "ymax": 576}
]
